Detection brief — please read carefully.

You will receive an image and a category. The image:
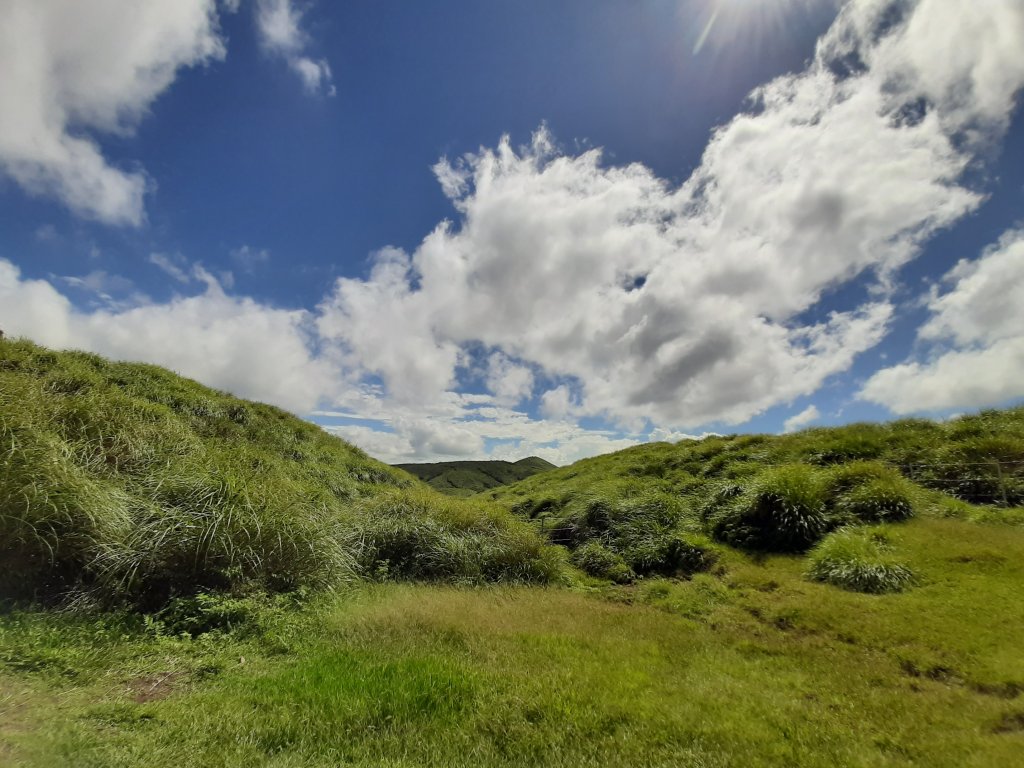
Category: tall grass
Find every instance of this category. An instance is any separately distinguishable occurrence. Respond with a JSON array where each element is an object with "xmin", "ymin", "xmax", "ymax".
[
  {"xmin": 0, "ymin": 339, "xmax": 562, "ymax": 605},
  {"xmin": 491, "ymin": 406, "xmax": 1024, "ymax": 562},
  {"xmin": 806, "ymin": 527, "xmax": 916, "ymax": 593},
  {"xmin": 707, "ymin": 464, "xmax": 827, "ymax": 552}
]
